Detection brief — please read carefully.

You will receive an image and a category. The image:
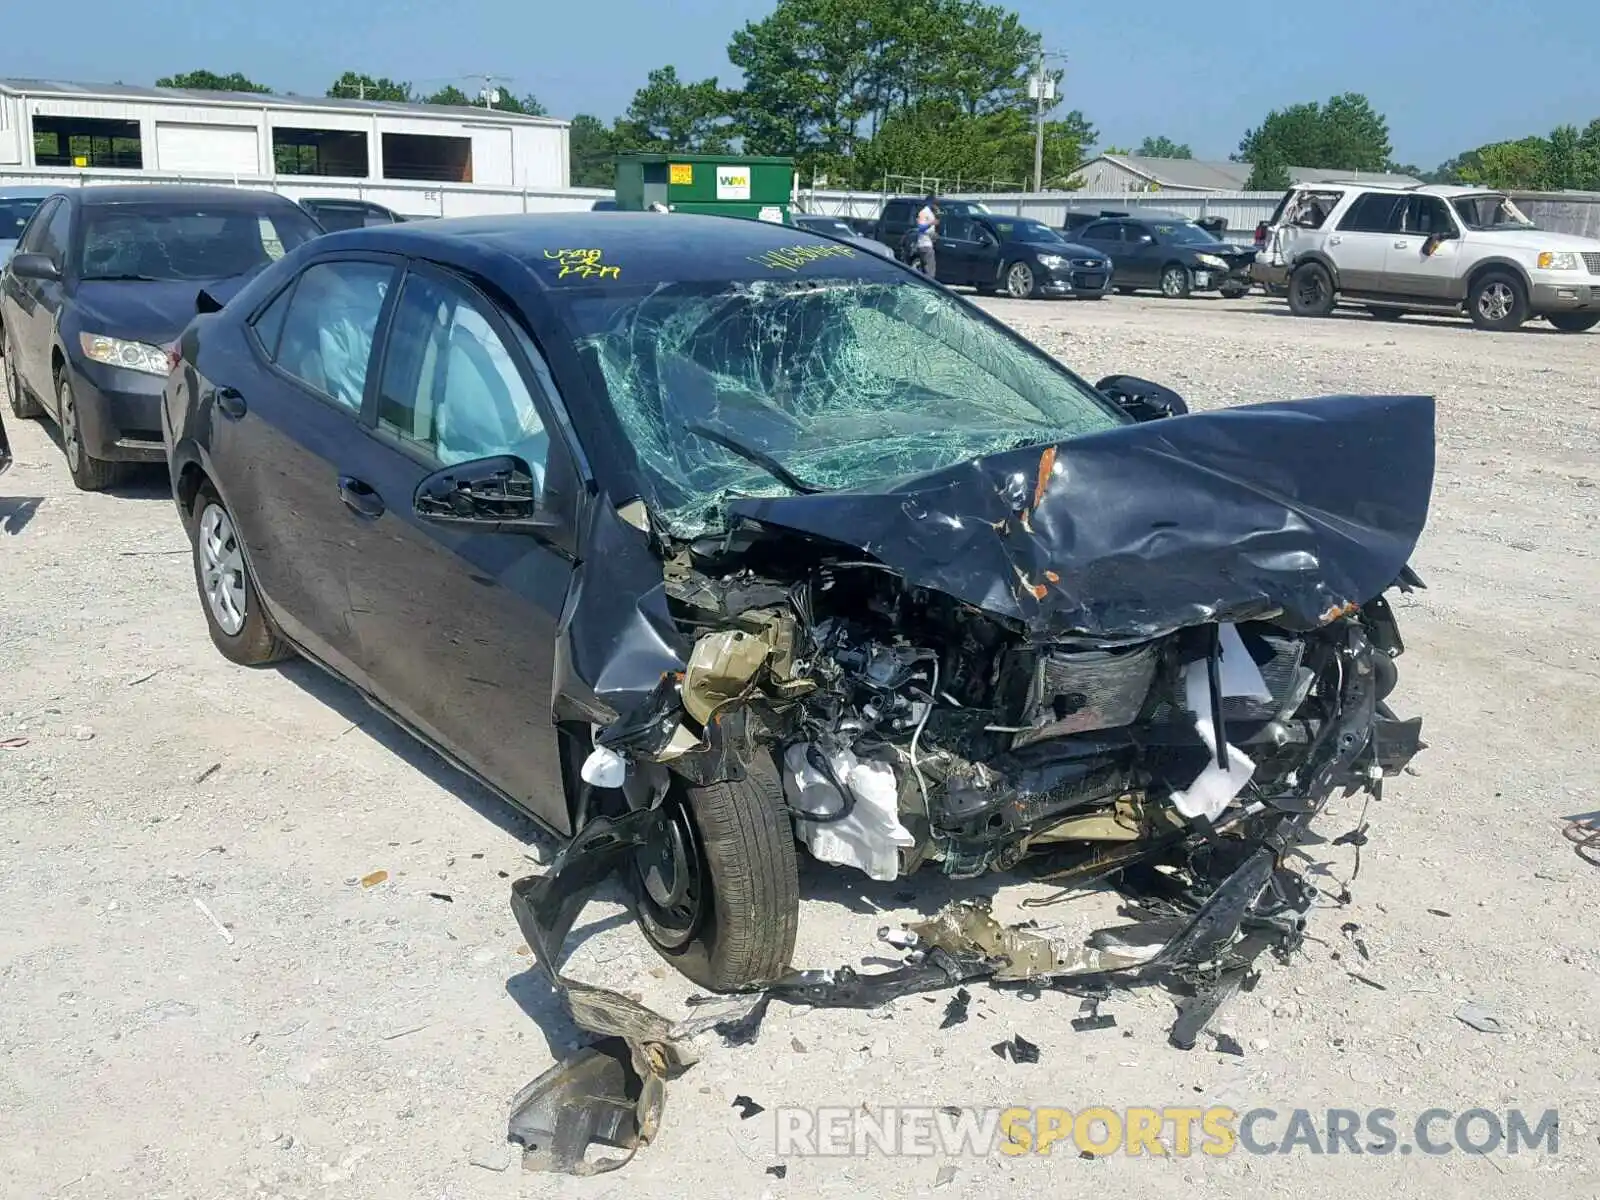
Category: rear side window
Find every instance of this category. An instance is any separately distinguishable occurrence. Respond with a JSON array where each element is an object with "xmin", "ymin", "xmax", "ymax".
[
  {"xmin": 1081, "ymin": 221, "xmax": 1121, "ymax": 241},
  {"xmin": 1338, "ymin": 193, "xmax": 1405, "ymax": 234},
  {"xmin": 272, "ymin": 260, "xmax": 395, "ymax": 411}
]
